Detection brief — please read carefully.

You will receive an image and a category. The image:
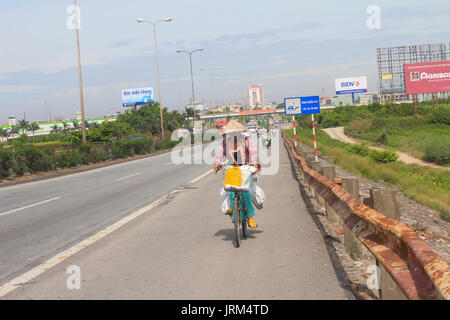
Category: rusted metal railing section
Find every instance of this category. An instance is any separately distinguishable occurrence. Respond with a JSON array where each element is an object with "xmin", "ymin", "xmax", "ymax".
[{"xmin": 283, "ymin": 133, "xmax": 450, "ymax": 300}]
